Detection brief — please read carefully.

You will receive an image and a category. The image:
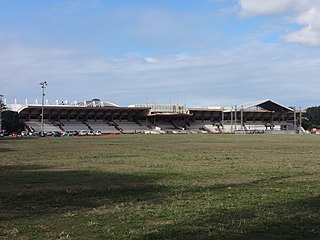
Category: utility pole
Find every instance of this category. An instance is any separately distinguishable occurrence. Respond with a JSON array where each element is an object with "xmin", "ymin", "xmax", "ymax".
[
  {"xmin": 293, "ymin": 107, "xmax": 297, "ymax": 134},
  {"xmin": 40, "ymin": 81, "xmax": 48, "ymax": 136}
]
